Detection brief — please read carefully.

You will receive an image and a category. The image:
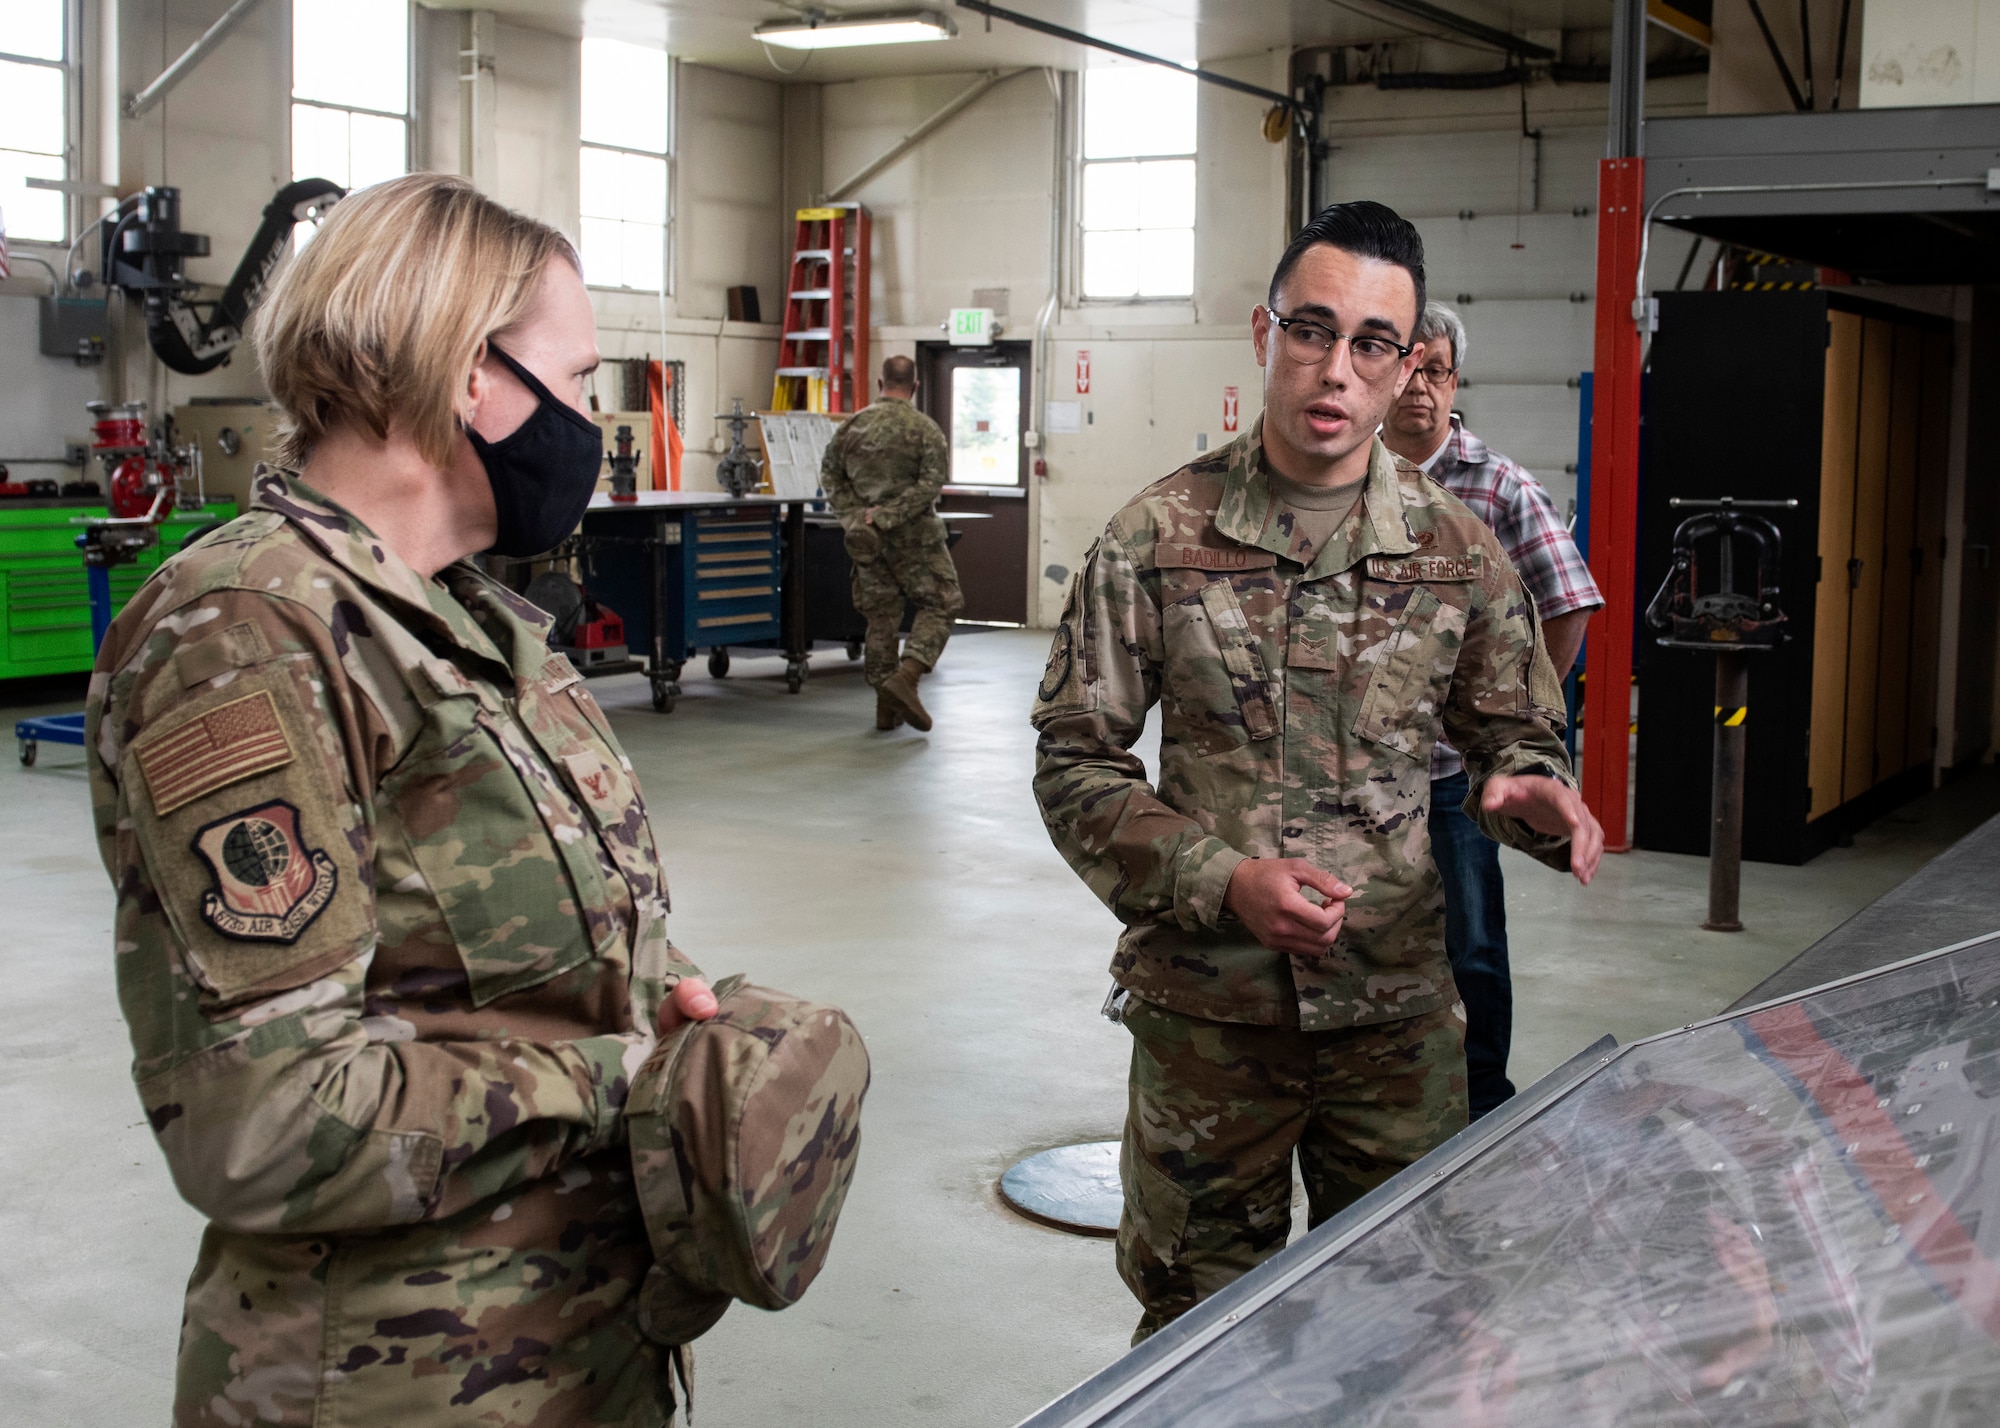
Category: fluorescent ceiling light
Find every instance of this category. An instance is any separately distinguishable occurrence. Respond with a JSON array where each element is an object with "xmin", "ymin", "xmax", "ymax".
[{"xmin": 755, "ymin": 8, "xmax": 957, "ymax": 48}]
